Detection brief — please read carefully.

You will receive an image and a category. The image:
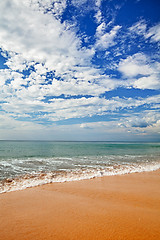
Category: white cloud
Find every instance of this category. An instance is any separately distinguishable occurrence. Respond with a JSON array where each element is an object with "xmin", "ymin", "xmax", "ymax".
[
  {"xmin": 80, "ymin": 123, "xmax": 92, "ymax": 129},
  {"xmin": 133, "ymin": 75, "xmax": 159, "ymax": 90},
  {"xmin": 118, "ymin": 53, "xmax": 160, "ymax": 90},
  {"xmin": 119, "ymin": 109, "xmax": 160, "ymax": 135},
  {"xmin": 0, "ymin": 1, "xmax": 117, "ymax": 110},
  {"xmin": 71, "ymin": 0, "xmax": 87, "ymax": 7},
  {"xmin": 94, "ymin": 0, "xmax": 102, "ymax": 23},
  {"xmin": 129, "ymin": 21, "xmax": 160, "ymax": 43},
  {"xmin": 0, "ymin": 0, "xmax": 118, "ymax": 95},
  {"xmin": 146, "ymin": 23, "xmax": 160, "ymax": 42},
  {"xmin": 0, "ymin": 69, "xmax": 11, "ymax": 86},
  {"xmin": 0, "ymin": 116, "xmax": 127, "ymax": 141},
  {"xmin": 24, "ymin": 0, "xmax": 67, "ymax": 19},
  {"xmin": 118, "ymin": 53, "xmax": 152, "ymax": 77},
  {"xmin": 0, "ymin": 0, "xmax": 87, "ymax": 75},
  {"xmin": 129, "ymin": 20, "xmax": 147, "ymax": 36},
  {"xmin": 95, "ymin": 0, "xmax": 102, "ymax": 8},
  {"xmin": 1, "ymin": 94, "xmax": 160, "ymax": 140},
  {"xmin": 0, "ymin": 0, "xmax": 159, "ymax": 140},
  {"xmin": 96, "ymin": 24, "xmax": 121, "ymax": 50},
  {"xmin": 95, "ymin": 10, "xmax": 102, "ymax": 24},
  {"xmin": 4, "ymin": 52, "xmax": 28, "ymax": 72},
  {"xmin": 1, "ymin": 77, "xmax": 160, "ymax": 122}
]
